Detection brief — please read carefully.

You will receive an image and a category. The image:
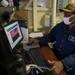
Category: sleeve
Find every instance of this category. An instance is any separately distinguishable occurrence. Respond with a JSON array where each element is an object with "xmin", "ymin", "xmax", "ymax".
[
  {"xmin": 38, "ymin": 24, "xmax": 59, "ymax": 44},
  {"xmin": 61, "ymin": 54, "xmax": 75, "ymax": 72}
]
